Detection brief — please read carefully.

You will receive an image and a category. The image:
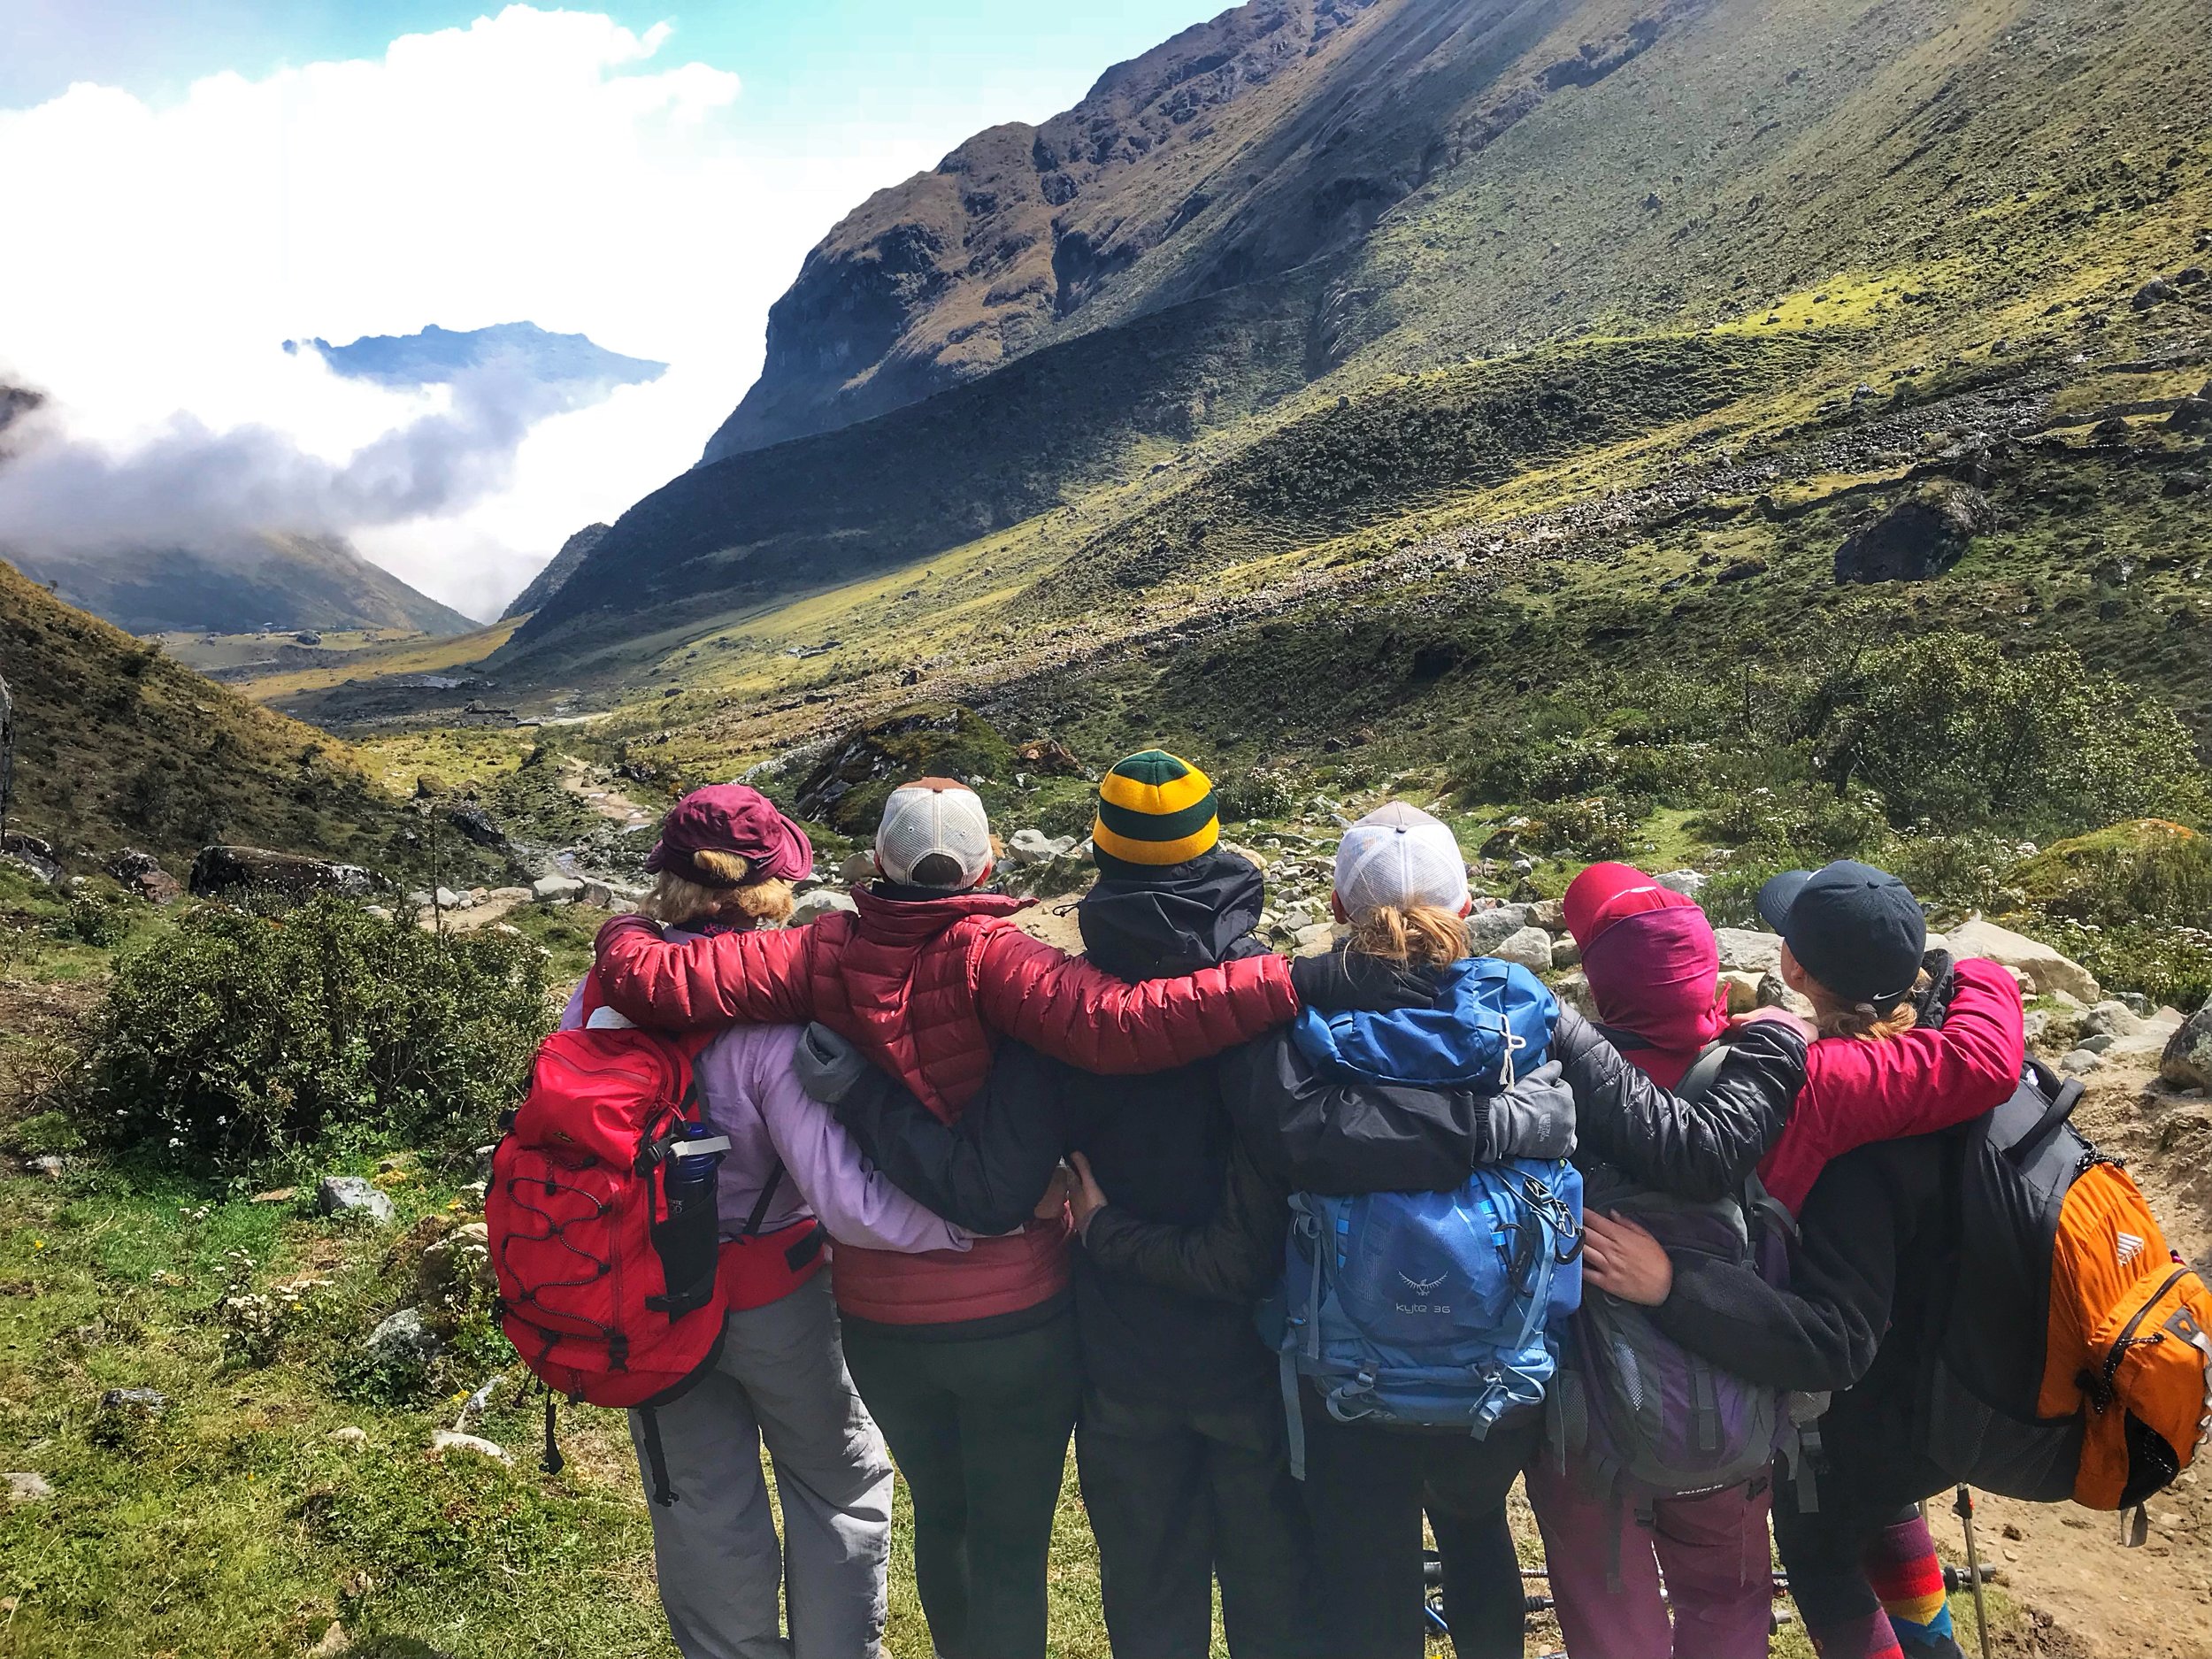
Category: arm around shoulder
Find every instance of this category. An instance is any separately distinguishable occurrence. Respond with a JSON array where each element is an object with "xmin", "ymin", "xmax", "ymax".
[{"xmin": 591, "ymin": 914, "xmax": 817, "ymax": 1030}]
